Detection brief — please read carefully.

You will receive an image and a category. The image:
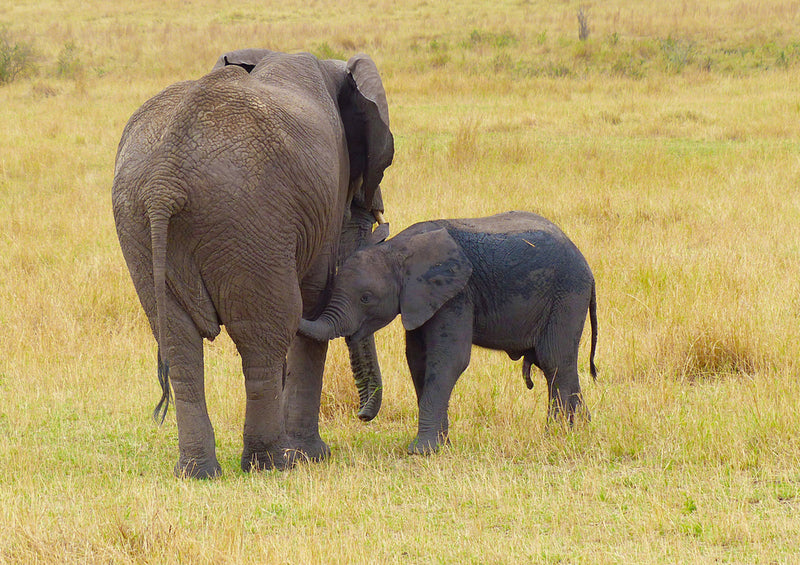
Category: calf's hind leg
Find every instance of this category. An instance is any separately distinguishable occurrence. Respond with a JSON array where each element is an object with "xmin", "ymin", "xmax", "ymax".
[{"xmin": 536, "ymin": 298, "xmax": 591, "ymax": 423}]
